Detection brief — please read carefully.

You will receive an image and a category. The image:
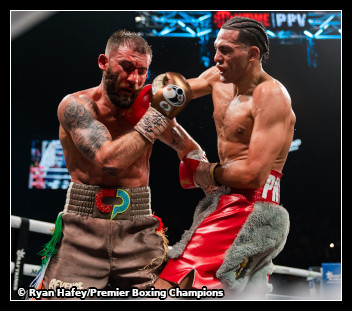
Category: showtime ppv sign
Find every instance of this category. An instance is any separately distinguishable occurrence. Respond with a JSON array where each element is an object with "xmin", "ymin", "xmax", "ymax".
[{"xmin": 212, "ymin": 11, "xmax": 307, "ymax": 30}]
